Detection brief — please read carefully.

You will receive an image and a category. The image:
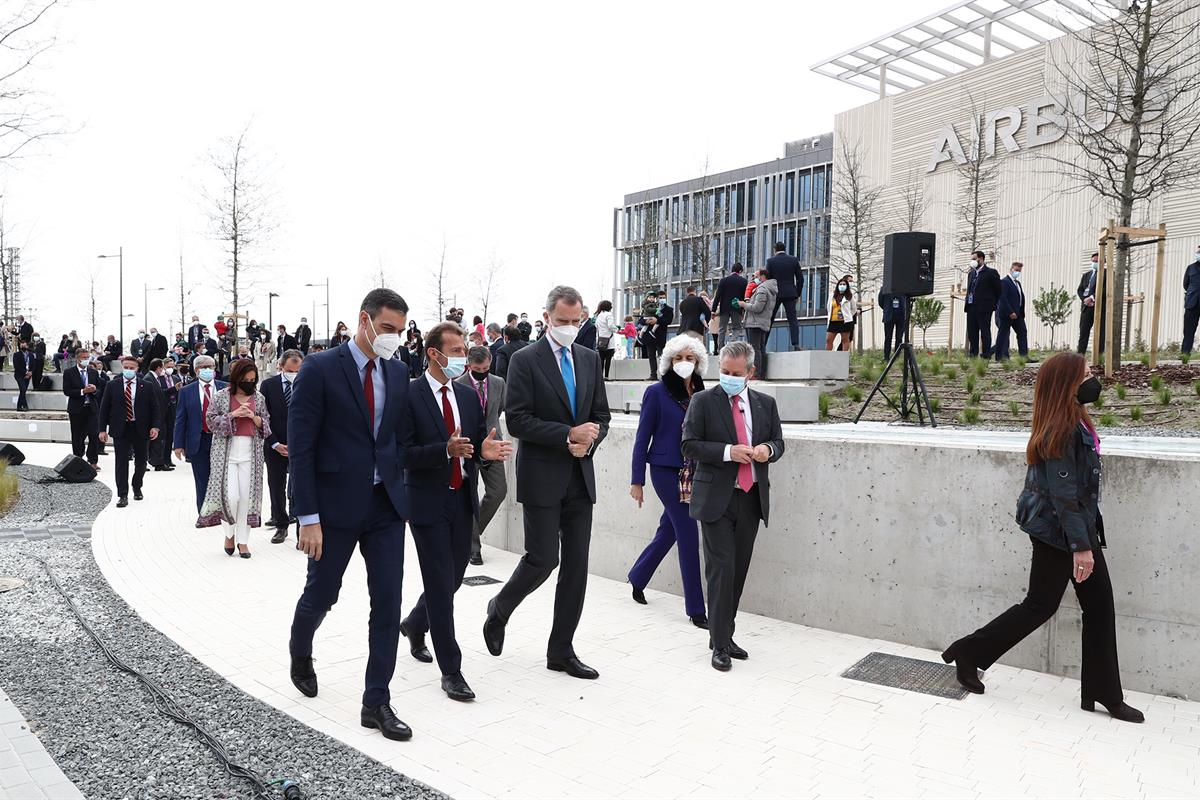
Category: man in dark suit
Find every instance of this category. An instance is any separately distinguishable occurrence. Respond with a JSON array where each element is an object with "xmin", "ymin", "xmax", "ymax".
[
  {"xmin": 187, "ymin": 316, "xmax": 205, "ymax": 351},
  {"xmin": 994, "ymin": 262, "xmax": 1028, "ymax": 361},
  {"xmin": 295, "ymin": 318, "xmax": 312, "ymax": 354},
  {"xmin": 965, "ymin": 250, "xmax": 1002, "ymax": 358},
  {"xmin": 766, "ymin": 242, "xmax": 804, "ymax": 351},
  {"xmin": 677, "ymin": 286, "xmax": 710, "ymax": 337},
  {"xmin": 103, "ymin": 335, "xmax": 122, "ymax": 371},
  {"xmin": 486, "ymin": 323, "xmax": 504, "ymax": 374},
  {"xmin": 484, "ymin": 286, "xmax": 611, "ymax": 680},
  {"xmin": 260, "ymin": 348, "xmax": 303, "ymax": 543},
  {"xmin": 130, "ymin": 330, "xmax": 147, "ymax": 366},
  {"xmin": 173, "ymin": 355, "xmax": 226, "ymax": 513},
  {"xmin": 63, "ymin": 353, "xmax": 103, "ymax": 469},
  {"xmin": 27, "ymin": 336, "xmax": 45, "ymax": 392},
  {"xmin": 644, "ymin": 291, "xmax": 674, "ymax": 380},
  {"xmin": 13, "ymin": 341, "xmax": 32, "ymax": 411},
  {"xmin": 681, "ymin": 341, "xmax": 784, "ymax": 672},
  {"xmin": 712, "ymin": 263, "xmax": 748, "ymax": 346},
  {"xmin": 276, "ymin": 324, "xmax": 298, "ymax": 353},
  {"xmin": 288, "ymin": 288, "xmax": 414, "ymax": 742},
  {"xmin": 98, "ymin": 355, "xmax": 163, "ymax": 507},
  {"xmin": 399, "ymin": 325, "xmax": 511, "ymax": 702},
  {"xmin": 493, "ymin": 325, "xmax": 527, "ymax": 379},
  {"xmin": 457, "ymin": 345, "xmax": 507, "ymax": 565},
  {"xmin": 1182, "ymin": 248, "xmax": 1200, "ymax": 354},
  {"xmin": 16, "ymin": 315, "xmax": 32, "ymax": 344},
  {"xmin": 575, "ymin": 306, "xmax": 598, "ymax": 350},
  {"xmin": 1077, "ymin": 253, "xmax": 1103, "ymax": 354},
  {"xmin": 150, "ymin": 357, "xmax": 182, "ymax": 470},
  {"xmin": 516, "ymin": 313, "xmax": 532, "ymax": 342},
  {"xmin": 878, "ymin": 289, "xmax": 908, "ymax": 361},
  {"xmin": 145, "ymin": 327, "xmax": 168, "ymax": 372}
]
